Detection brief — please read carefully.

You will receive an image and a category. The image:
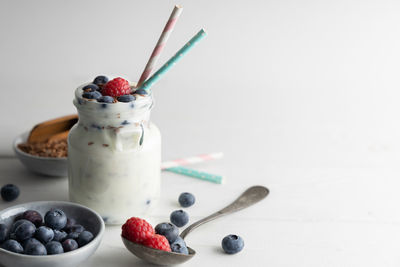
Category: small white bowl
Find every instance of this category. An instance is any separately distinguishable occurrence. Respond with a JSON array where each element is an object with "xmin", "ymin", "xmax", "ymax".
[
  {"xmin": 13, "ymin": 132, "xmax": 68, "ymax": 177},
  {"xmin": 0, "ymin": 201, "xmax": 105, "ymax": 267}
]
